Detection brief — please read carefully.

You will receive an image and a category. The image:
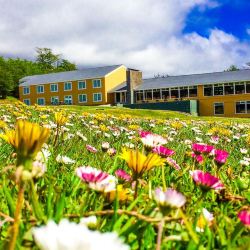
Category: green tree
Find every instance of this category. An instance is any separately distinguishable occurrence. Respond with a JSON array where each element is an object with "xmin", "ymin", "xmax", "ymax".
[
  {"xmin": 57, "ymin": 59, "xmax": 76, "ymax": 72},
  {"xmin": 36, "ymin": 47, "xmax": 61, "ymax": 72},
  {"xmin": 225, "ymin": 65, "xmax": 239, "ymax": 71}
]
